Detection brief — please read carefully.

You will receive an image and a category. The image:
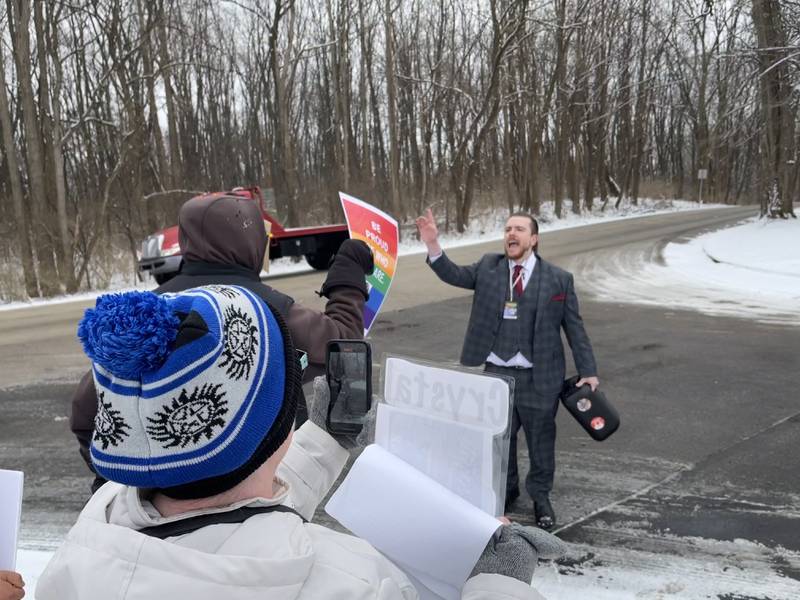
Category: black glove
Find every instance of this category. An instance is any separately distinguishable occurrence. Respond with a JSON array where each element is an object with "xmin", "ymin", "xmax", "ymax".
[{"xmin": 319, "ymin": 239, "xmax": 374, "ymax": 299}]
